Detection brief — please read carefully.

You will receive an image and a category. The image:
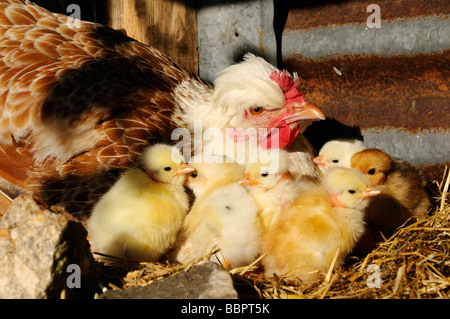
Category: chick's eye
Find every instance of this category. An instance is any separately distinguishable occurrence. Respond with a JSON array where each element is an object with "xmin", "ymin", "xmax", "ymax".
[
  {"xmin": 332, "ymin": 159, "xmax": 339, "ymax": 163},
  {"xmin": 164, "ymin": 166, "xmax": 172, "ymax": 171},
  {"xmin": 261, "ymin": 172, "xmax": 269, "ymax": 177},
  {"xmin": 368, "ymin": 169, "xmax": 376, "ymax": 175},
  {"xmin": 249, "ymin": 106, "xmax": 264, "ymax": 115},
  {"xmin": 190, "ymin": 172, "xmax": 198, "ymax": 178},
  {"xmin": 348, "ymin": 189, "xmax": 356, "ymax": 194}
]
